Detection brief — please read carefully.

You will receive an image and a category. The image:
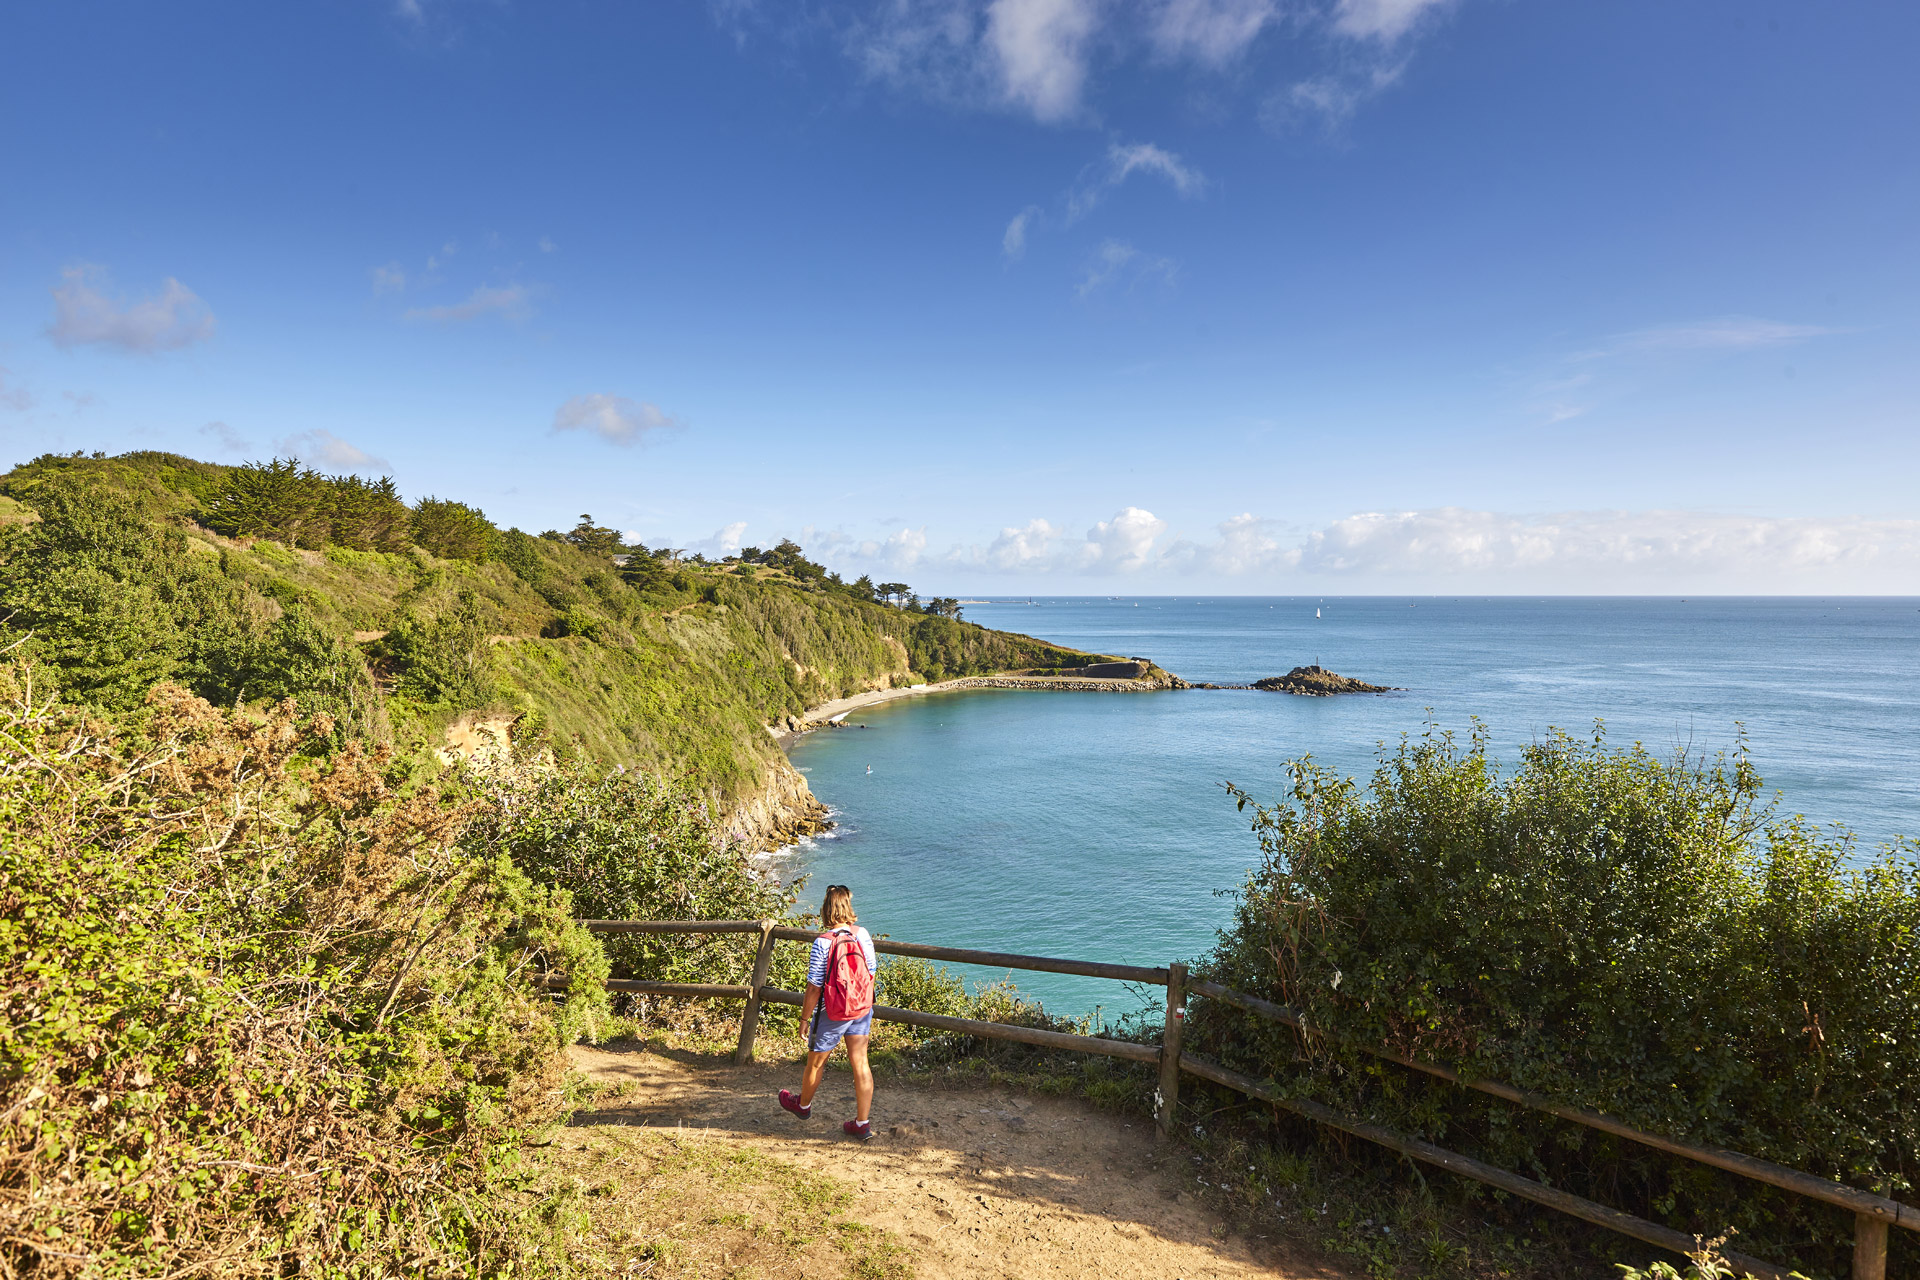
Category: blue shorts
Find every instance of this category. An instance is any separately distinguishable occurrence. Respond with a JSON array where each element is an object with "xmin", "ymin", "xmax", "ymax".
[{"xmin": 809, "ymin": 1007, "xmax": 873, "ymax": 1053}]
